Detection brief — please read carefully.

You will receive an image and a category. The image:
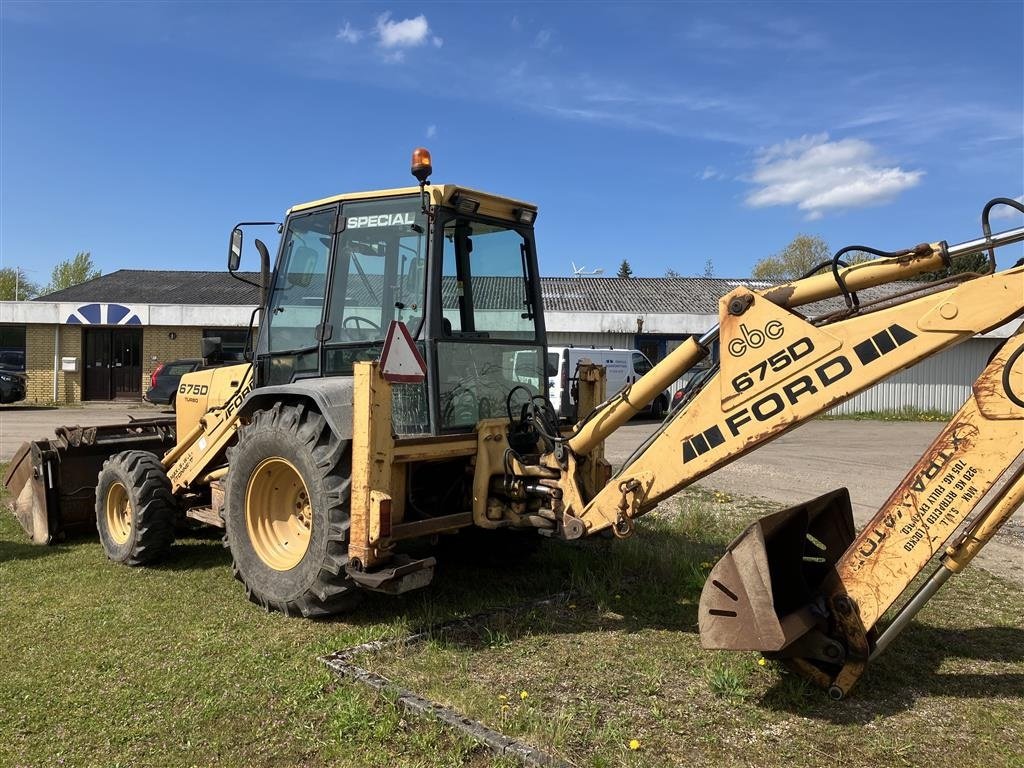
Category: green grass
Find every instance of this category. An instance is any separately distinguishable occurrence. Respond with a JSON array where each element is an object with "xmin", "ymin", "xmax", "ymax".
[
  {"xmin": 821, "ymin": 406, "xmax": 951, "ymax": 422},
  {"xmin": 1, "ymin": 483, "xmax": 1022, "ymax": 768}
]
